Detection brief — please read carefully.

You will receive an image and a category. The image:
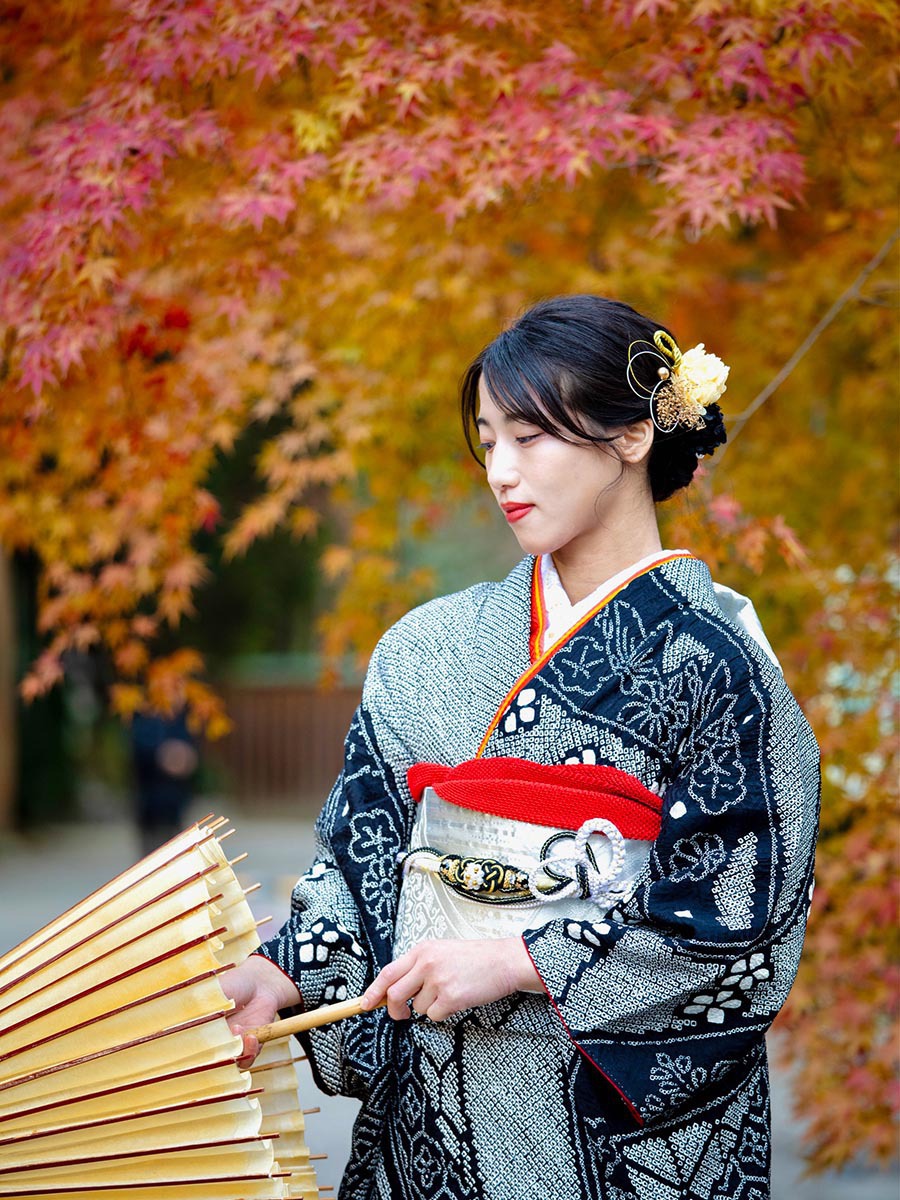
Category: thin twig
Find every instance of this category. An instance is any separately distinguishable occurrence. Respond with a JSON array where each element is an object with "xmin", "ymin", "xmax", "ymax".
[{"xmin": 717, "ymin": 227, "xmax": 900, "ymax": 462}]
